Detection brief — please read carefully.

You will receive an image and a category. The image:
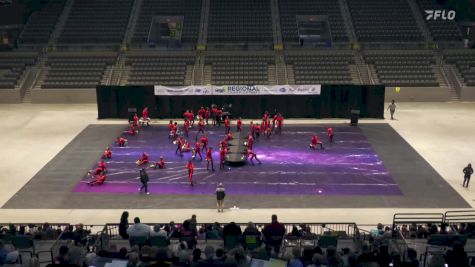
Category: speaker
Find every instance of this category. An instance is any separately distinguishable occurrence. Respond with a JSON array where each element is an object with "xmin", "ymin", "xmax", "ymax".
[
  {"xmin": 350, "ymin": 109, "xmax": 360, "ymax": 126},
  {"xmin": 128, "ymin": 107, "xmax": 137, "ymax": 122}
]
